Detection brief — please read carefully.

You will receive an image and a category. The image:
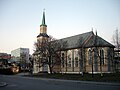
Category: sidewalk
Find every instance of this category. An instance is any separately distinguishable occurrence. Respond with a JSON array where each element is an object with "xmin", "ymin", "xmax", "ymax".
[
  {"xmin": 0, "ymin": 82, "xmax": 7, "ymax": 87},
  {"xmin": 16, "ymin": 72, "xmax": 30, "ymax": 76}
]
